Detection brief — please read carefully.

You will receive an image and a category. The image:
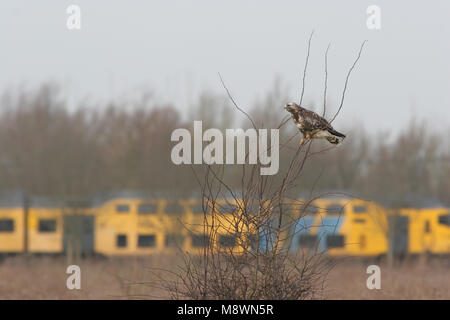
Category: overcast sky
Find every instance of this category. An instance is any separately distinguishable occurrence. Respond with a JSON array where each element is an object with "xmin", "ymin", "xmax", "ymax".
[{"xmin": 0, "ymin": 1, "xmax": 449, "ymax": 134}]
